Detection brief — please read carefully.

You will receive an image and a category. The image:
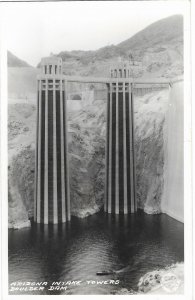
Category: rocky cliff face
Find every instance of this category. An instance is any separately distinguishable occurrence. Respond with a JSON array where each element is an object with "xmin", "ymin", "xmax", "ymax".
[
  {"xmin": 8, "ymin": 88, "xmax": 169, "ymax": 228},
  {"xmin": 68, "ymin": 98, "xmax": 106, "ymax": 217},
  {"xmin": 8, "ymin": 102, "xmax": 36, "ymax": 228},
  {"xmin": 134, "ymin": 89, "xmax": 169, "ymax": 214},
  {"xmin": 8, "ymin": 146, "xmax": 35, "ymax": 229}
]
